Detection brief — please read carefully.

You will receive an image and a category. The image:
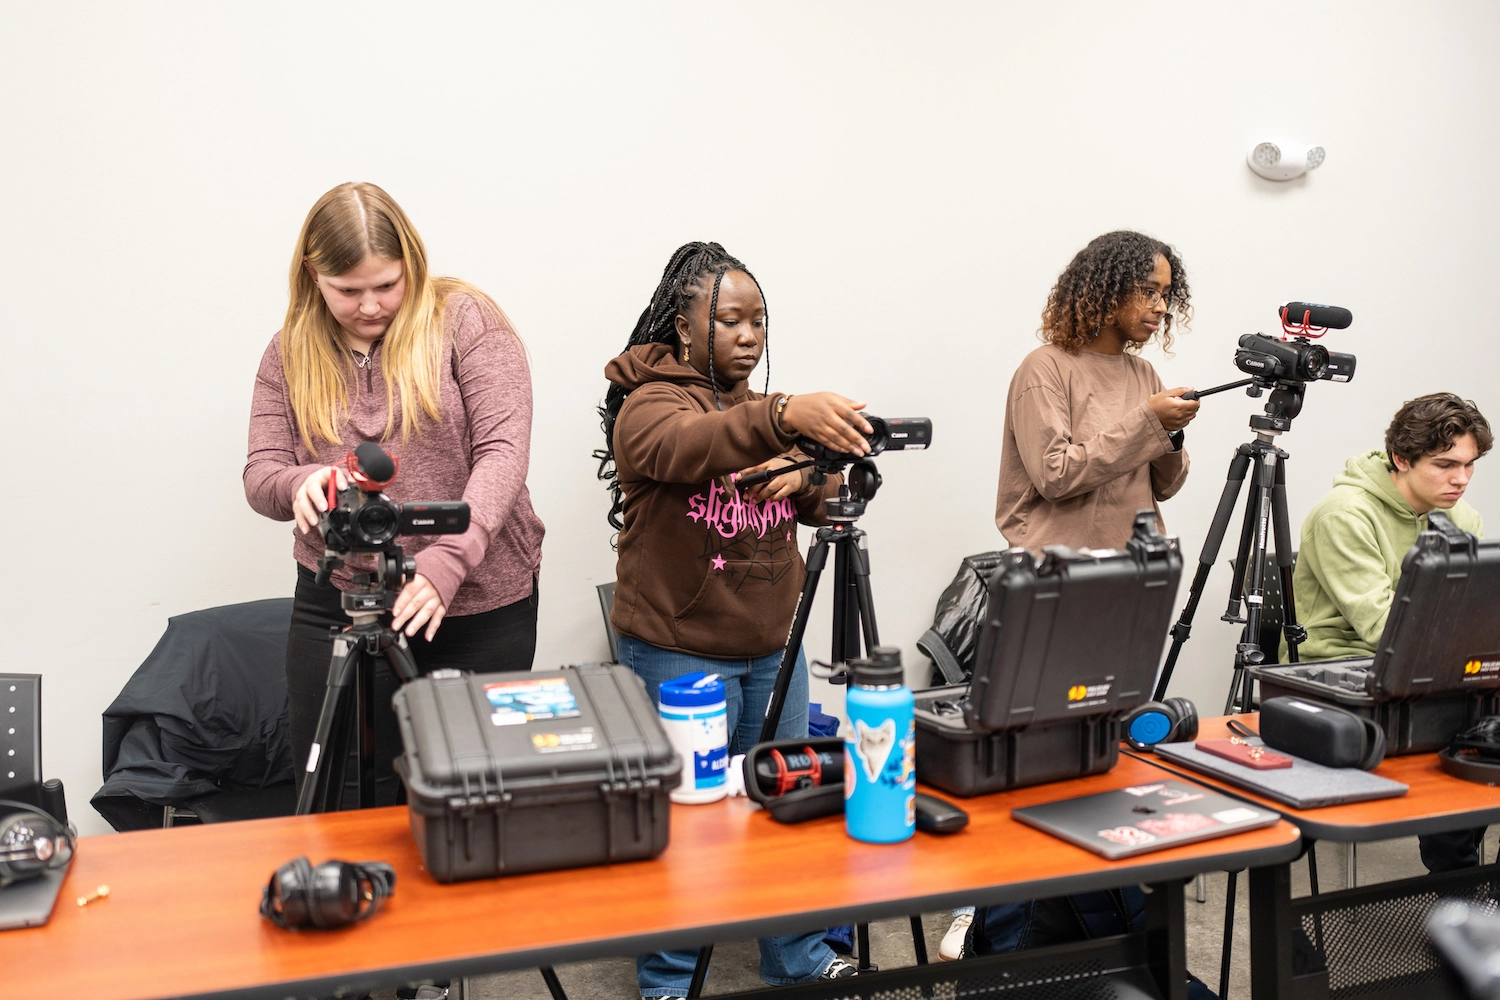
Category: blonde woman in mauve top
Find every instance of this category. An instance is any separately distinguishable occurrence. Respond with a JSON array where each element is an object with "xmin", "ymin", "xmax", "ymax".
[
  {"xmin": 995, "ymin": 230, "xmax": 1201, "ymax": 552},
  {"xmin": 243, "ymin": 182, "xmax": 544, "ymax": 828}
]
